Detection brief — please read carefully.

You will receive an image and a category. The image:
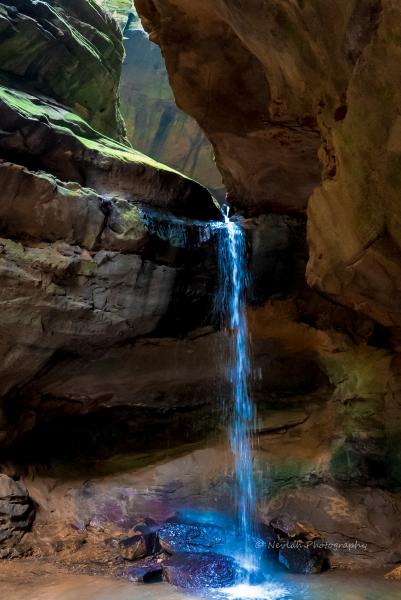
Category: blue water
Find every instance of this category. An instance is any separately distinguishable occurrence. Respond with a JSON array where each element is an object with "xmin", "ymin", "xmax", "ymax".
[
  {"xmin": 140, "ymin": 205, "xmax": 260, "ymax": 573},
  {"xmin": 215, "ymin": 211, "xmax": 258, "ymax": 571}
]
